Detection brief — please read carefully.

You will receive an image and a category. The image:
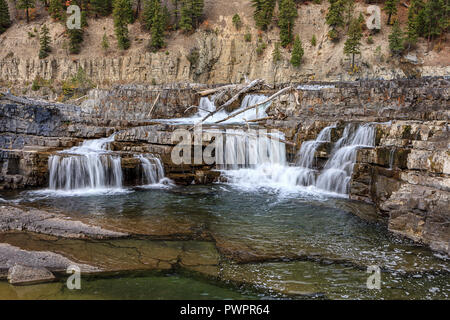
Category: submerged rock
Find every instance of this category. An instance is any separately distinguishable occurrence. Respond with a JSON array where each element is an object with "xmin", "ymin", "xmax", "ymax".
[{"xmin": 0, "ymin": 205, "xmax": 128, "ymax": 239}]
